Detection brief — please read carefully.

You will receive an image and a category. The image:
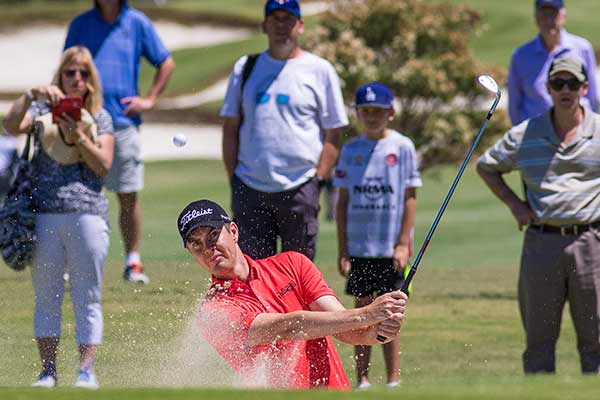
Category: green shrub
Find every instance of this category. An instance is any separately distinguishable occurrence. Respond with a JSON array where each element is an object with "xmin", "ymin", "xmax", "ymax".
[{"xmin": 305, "ymin": 0, "xmax": 511, "ymax": 169}]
